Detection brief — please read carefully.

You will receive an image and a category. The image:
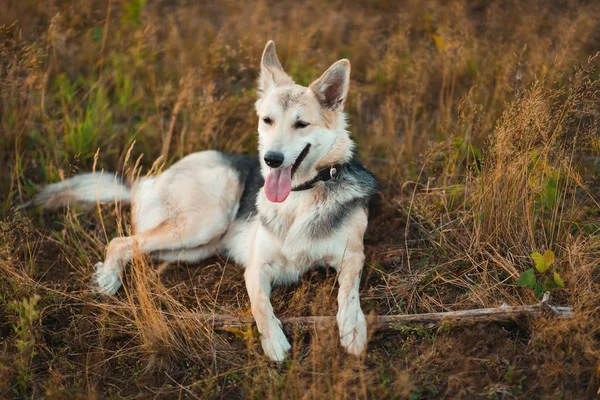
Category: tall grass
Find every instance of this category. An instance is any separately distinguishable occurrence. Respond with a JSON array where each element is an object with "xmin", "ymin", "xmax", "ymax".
[{"xmin": 1, "ymin": 0, "xmax": 599, "ymax": 398}]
